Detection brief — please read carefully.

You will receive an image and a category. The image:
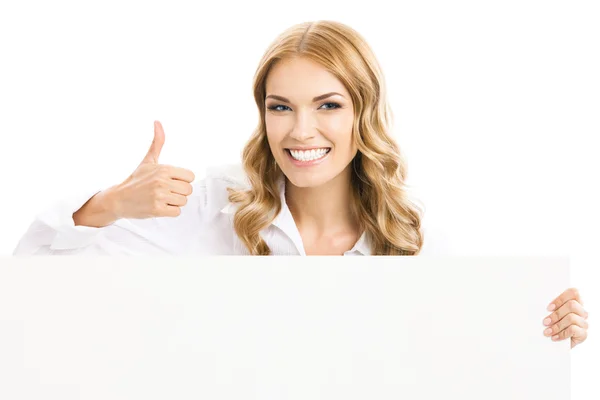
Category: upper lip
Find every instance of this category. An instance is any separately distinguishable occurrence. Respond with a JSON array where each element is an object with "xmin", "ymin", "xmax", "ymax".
[{"xmin": 285, "ymin": 146, "xmax": 331, "ymax": 150}]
